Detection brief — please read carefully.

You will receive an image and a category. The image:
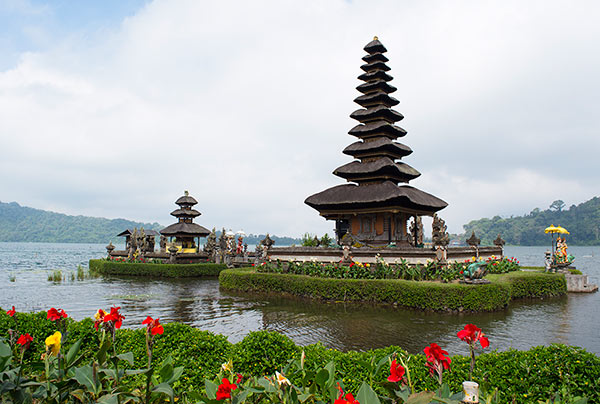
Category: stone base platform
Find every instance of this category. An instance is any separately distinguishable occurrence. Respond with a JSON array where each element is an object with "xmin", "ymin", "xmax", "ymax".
[
  {"xmin": 564, "ymin": 273, "xmax": 599, "ymax": 293},
  {"xmin": 265, "ymin": 246, "xmax": 502, "ymax": 265}
]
